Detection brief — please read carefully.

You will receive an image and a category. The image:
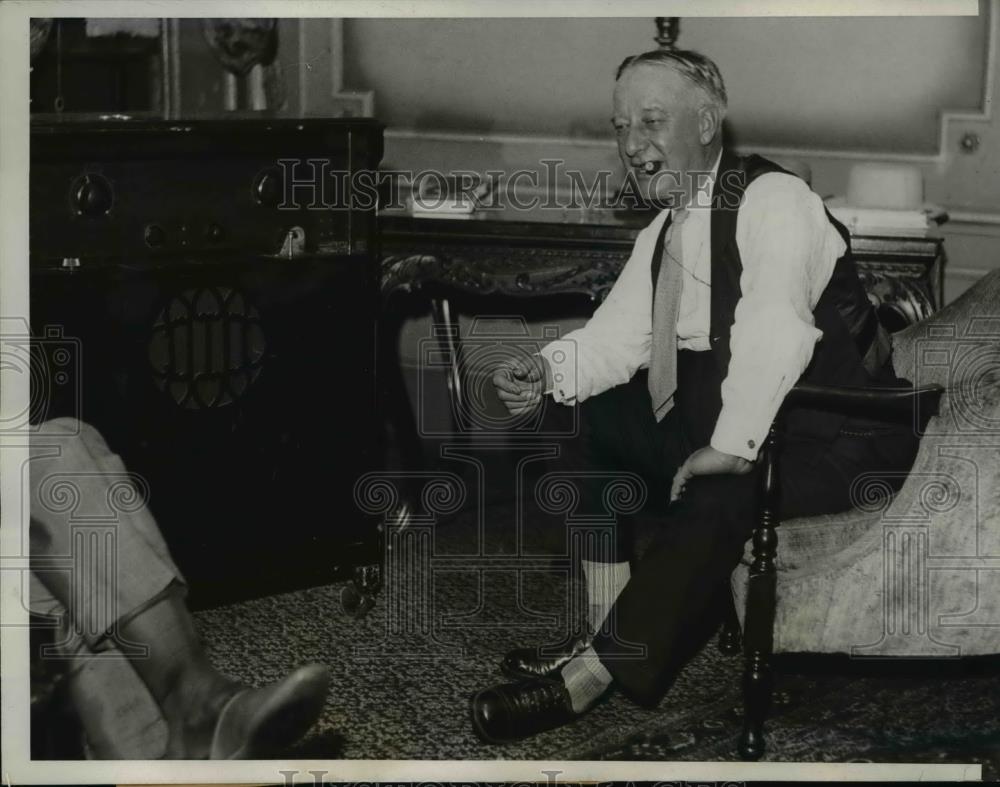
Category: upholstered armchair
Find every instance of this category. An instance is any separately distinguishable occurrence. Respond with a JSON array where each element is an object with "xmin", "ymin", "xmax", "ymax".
[{"xmin": 727, "ymin": 269, "xmax": 1000, "ymax": 760}]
